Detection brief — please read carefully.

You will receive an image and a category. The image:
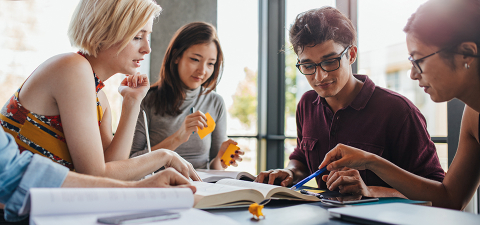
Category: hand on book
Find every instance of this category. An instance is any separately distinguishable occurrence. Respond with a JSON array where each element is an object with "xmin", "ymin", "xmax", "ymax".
[
  {"xmin": 254, "ymin": 169, "xmax": 294, "ymax": 187},
  {"xmin": 217, "ymin": 139, "xmax": 244, "ymax": 169},
  {"xmin": 136, "ymin": 168, "xmax": 197, "ymax": 193}
]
